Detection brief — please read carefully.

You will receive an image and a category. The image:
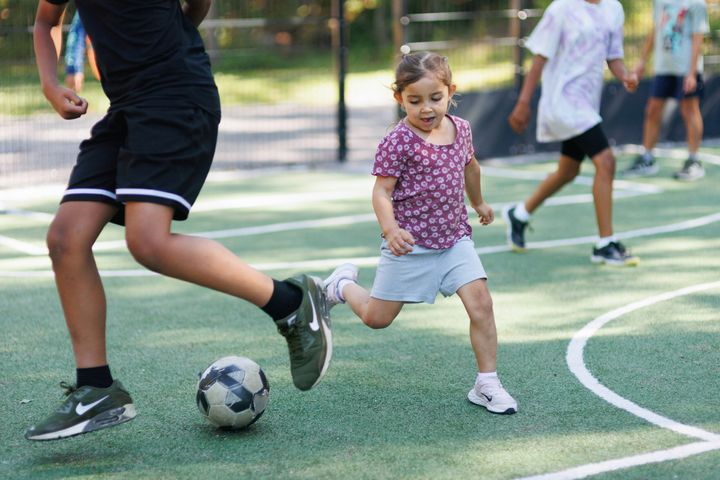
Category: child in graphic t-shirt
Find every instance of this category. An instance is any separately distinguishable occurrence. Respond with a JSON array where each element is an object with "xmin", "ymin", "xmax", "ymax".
[
  {"xmin": 324, "ymin": 52, "xmax": 518, "ymax": 415},
  {"xmin": 506, "ymin": 0, "xmax": 640, "ymax": 266}
]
